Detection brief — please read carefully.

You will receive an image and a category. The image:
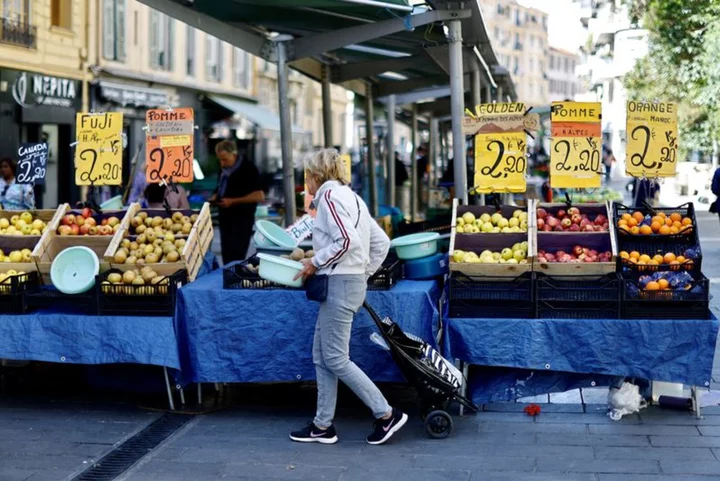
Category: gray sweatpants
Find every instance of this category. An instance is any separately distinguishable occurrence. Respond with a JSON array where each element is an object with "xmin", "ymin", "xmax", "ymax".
[{"xmin": 313, "ymin": 274, "xmax": 391, "ymax": 428}]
